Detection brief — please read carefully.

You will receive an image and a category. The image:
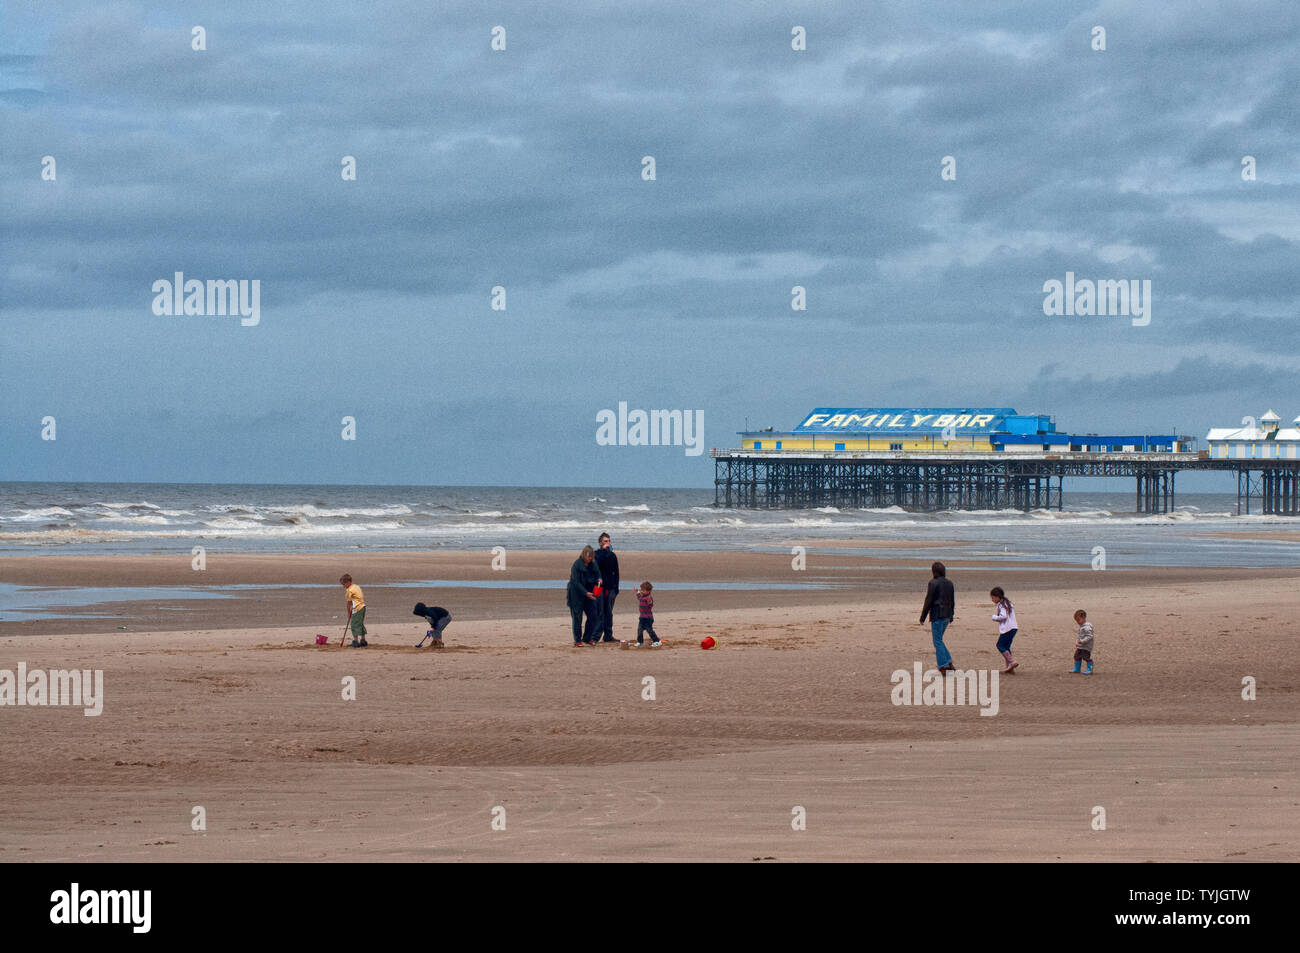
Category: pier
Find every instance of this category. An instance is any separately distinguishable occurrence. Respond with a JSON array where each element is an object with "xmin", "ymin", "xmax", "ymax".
[{"xmin": 710, "ymin": 449, "xmax": 1300, "ymax": 515}]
